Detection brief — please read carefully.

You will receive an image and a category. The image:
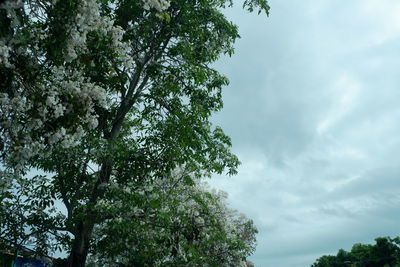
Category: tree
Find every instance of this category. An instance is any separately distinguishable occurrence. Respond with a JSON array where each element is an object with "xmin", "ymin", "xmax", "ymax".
[
  {"xmin": 86, "ymin": 168, "xmax": 258, "ymax": 266},
  {"xmin": 311, "ymin": 237, "xmax": 400, "ymax": 267},
  {"xmin": 0, "ymin": 0, "xmax": 269, "ymax": 266}
]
